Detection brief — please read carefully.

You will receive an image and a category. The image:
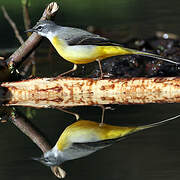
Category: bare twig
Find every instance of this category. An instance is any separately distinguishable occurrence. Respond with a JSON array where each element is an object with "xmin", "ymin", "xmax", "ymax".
[
  {"xmin": 11, "ymin": 112, "xmax": 51, "ymax": 152},
  {"xmin": 20, "ymin": 0, "xmax": 36, "ymax": 77},
  {"xmin": 20, "ymin": 58, "xmax": 35, "ymax": 76},
  {"xmin": 22, "ymin": 0, "xmax": 31, "ymax": 31},
  {"xmin": 7, "ymin": 2, "xmax": 59, "ymax": 68},
  {"xmin": 10, "ymin": 109, "xmax": 66, "ymax": 178},
  {"xmin": 1, "ymin": 6, "xmax": 24, "ymax": 45},
  {"xmin": 0, "ymin": 2, "xmax": 58, "ymax": 81},
  {"xmin": 22, "ymin": 0, "xmax": 36, "ymax": 63}
]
